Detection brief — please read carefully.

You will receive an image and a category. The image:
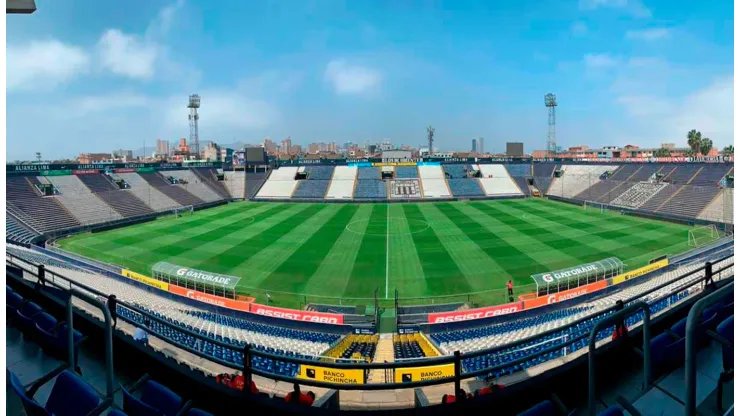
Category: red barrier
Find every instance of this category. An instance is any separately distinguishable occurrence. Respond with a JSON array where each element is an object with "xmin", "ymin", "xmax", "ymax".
[
  {"xmin": 250, "ymin": 303, "xmax": 344, "ymax": 325},
  {"xmin": 168, "ymin": 285, "xmax": 252, "ymax": 312},
  {"xmin": 114, "ymin": 168, "xmax": 136, "ymax": 173},
  {"xmin": 428, "ymin": 302, "xmax": 522, "ymax": 324},
  {"xmin": 72, "ymin": 169, "xmax": 98, "ymax": 175},
  {"xmin": 522, "ymin": 280, "xmax": 608, "ymax": 309}
]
